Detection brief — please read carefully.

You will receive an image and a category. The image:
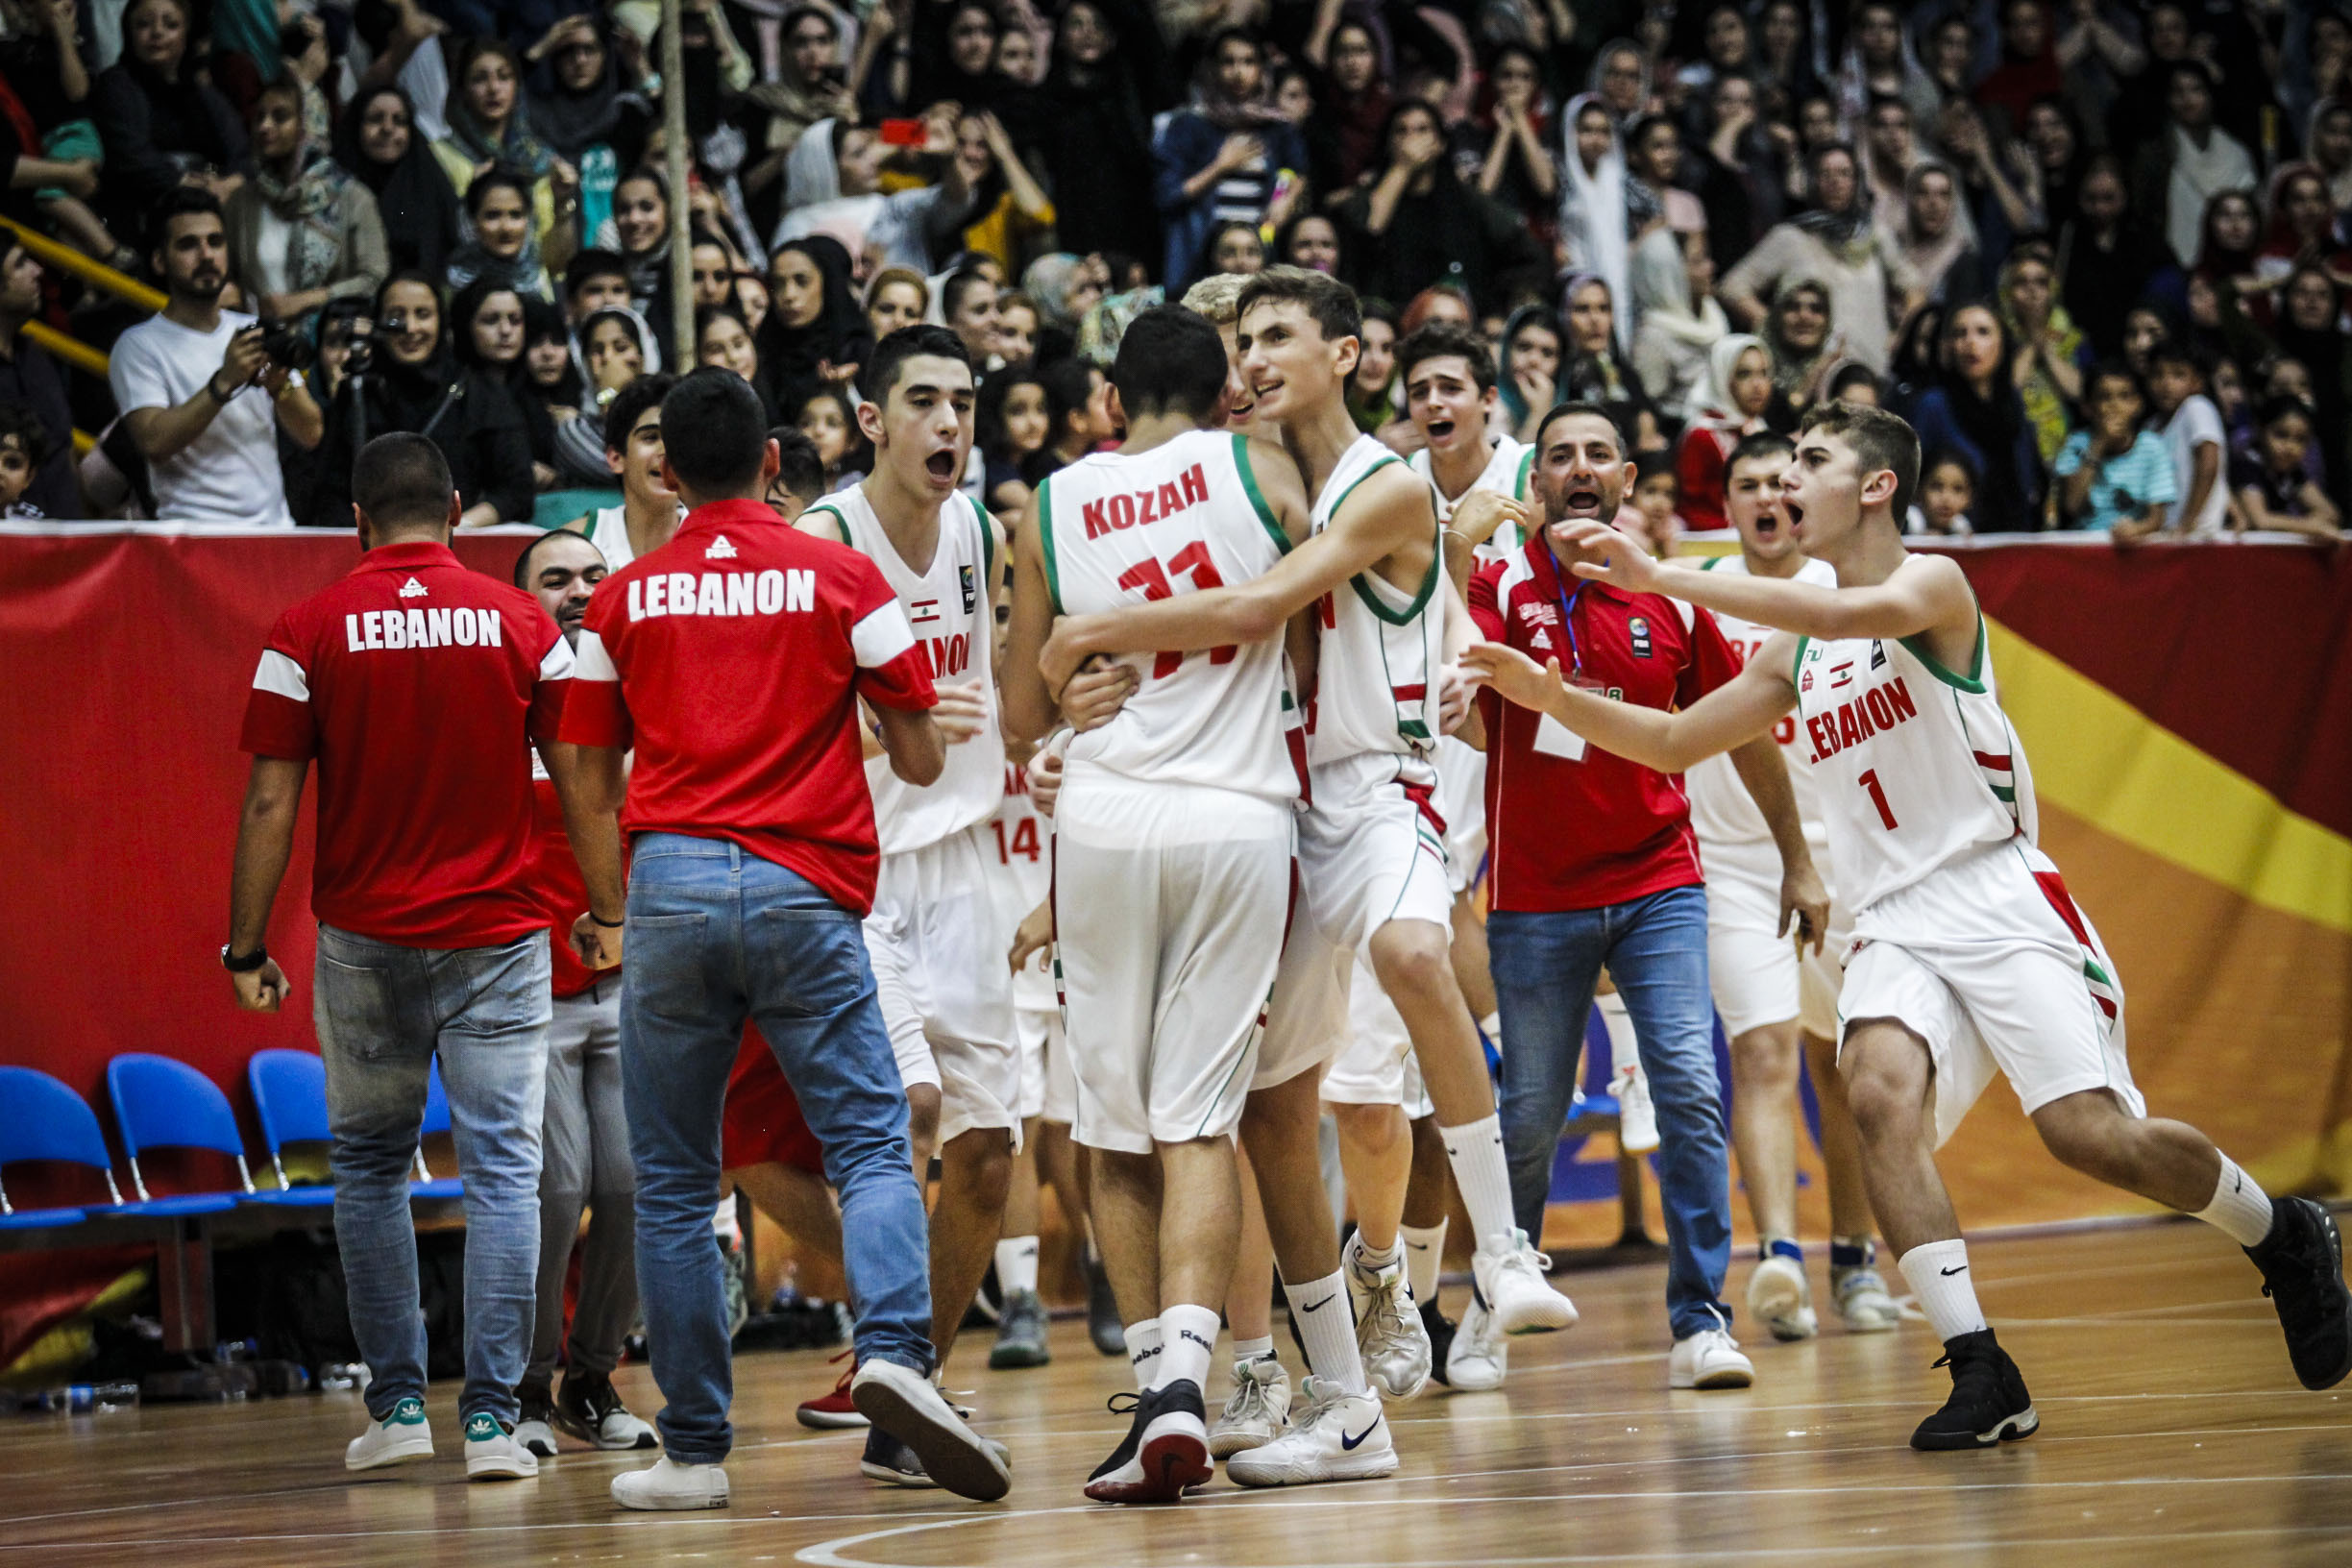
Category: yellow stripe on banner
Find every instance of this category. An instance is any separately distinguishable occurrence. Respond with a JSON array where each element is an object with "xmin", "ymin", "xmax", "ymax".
[{"xmin": 1987, "ymin": 618, "xmax": 2352, "ymax": 935}]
